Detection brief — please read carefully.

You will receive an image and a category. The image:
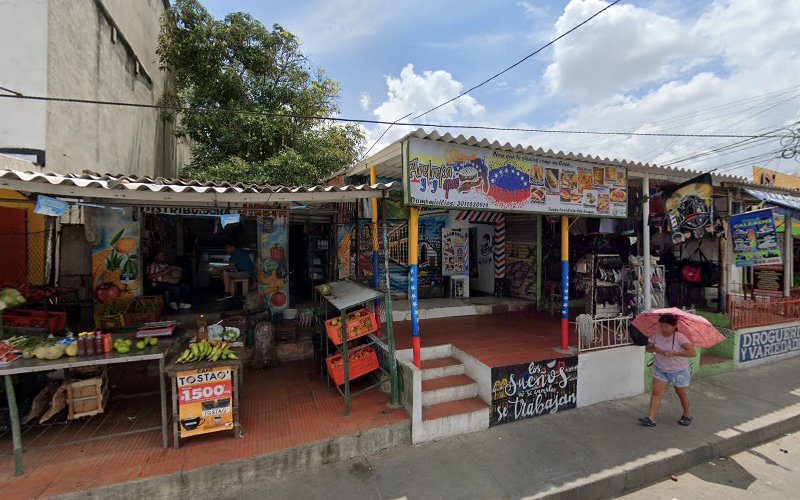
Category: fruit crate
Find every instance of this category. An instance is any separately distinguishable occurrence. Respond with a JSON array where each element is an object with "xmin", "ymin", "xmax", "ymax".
[
  {"xmin": 124, "ymin": 295, "xmax": 164, "ymax": 327},
  {"xmin": 2, "ymin": 309, "xmax": 67, "ymax": 334},
  {"xmin": 324, "ymin": 308, "xmax": 378, "ymax": 345},
  {"xmin": 94, "ymin": 299, "xmax": 133, "ymax": 329},
  {"xmin": 326, "ymin": 346, "xmax": 379, "ymax": 386},
  {"xmin": 66, "ymin": 367, "xmax": 109, "ymax": 420}
]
